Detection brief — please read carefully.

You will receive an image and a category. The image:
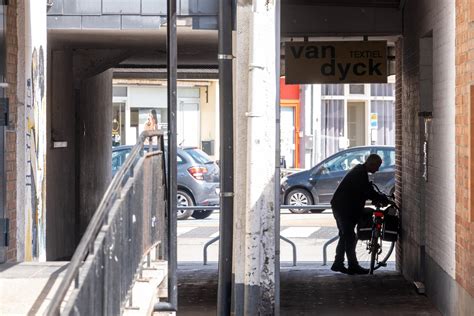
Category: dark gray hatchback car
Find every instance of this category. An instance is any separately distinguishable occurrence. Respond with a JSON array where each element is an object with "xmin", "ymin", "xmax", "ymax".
[
  {"xmin": 281, "ymin": 146, "xmax": 395, "ymax": 213},
  {"xmin": 112, "ymin": 146, "xmax": 220, "ymax": 220}
]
